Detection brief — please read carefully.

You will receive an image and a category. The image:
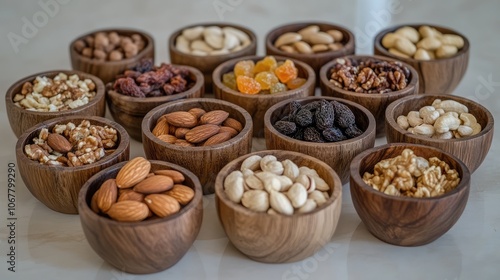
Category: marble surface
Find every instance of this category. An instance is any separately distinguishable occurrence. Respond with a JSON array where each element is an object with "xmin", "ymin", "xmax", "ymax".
[{"xmin": 1, "ymin": 0, "xmax": 499, "ymax": 279}]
